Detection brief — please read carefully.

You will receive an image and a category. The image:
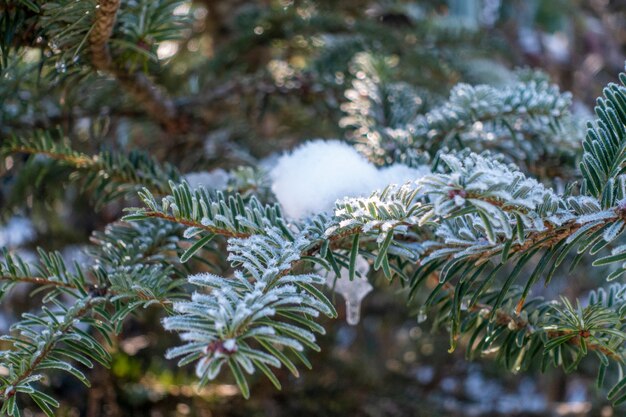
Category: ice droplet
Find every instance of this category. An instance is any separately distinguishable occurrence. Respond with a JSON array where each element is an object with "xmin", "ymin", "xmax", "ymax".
[
  {"xmin": 48, "ymin": 40, "xmax": 60, "ymax": 54},
  {"xmin": 55, "ymin": 60, "xmax": 67, "ymax": 73},
  {"xmin": 417, "ymin": 307, "xmax": 427, "ymax": 323},
  {"xmin": 325, "ymin": 255, "xmax": 372, "ymax": 325}
]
